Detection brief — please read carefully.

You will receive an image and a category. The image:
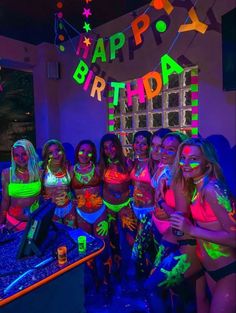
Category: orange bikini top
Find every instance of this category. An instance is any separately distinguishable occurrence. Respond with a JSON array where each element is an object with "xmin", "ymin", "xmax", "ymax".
[
  {"xmin": 190, "ymin": 193, "xmax": 217, "ymax": 223},
  {"xmin": 130, "ymin": 163, "xmax": 151, "ymax": 184},
  {"xmin": 103, "ymin": 167, "xmax": 130, "ymax": 184}
]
